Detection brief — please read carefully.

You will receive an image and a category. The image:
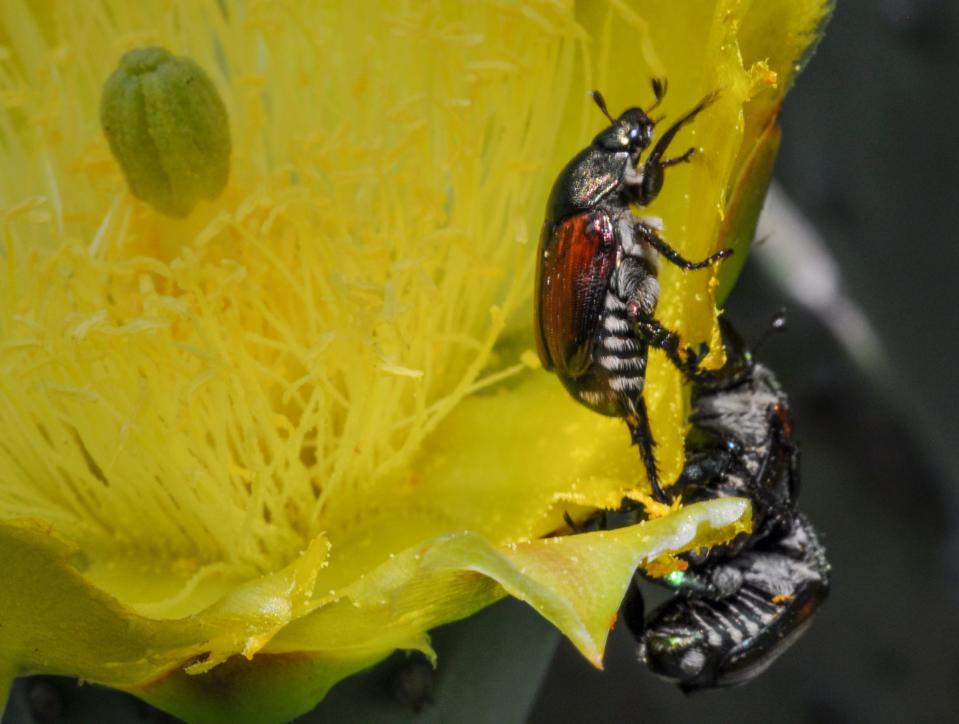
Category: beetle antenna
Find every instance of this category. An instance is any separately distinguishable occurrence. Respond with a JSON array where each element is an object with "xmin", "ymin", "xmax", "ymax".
[
  {"xmin": 590, "ymin": 90, "xmax": 616, "ymax": 124},
  {"xmin": 752, "ymin": 308, "xmax": 788, "ymax": 355},
  {"xmin": 647, "ymin": 77, "xmax": 668, "ymax": 112}
]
